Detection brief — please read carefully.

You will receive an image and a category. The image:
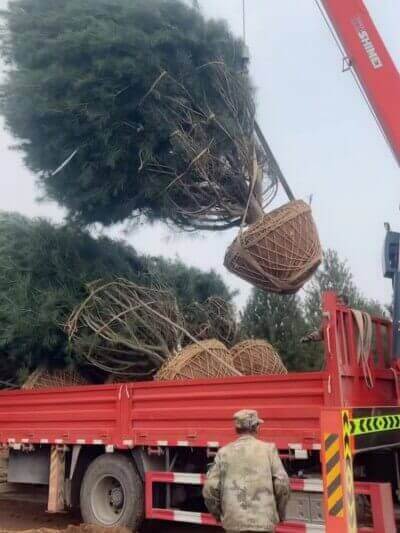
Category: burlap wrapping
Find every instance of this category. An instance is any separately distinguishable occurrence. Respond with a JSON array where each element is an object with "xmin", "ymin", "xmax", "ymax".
[
  {"xmin": 231, "ymin": 340, "xmax": 287, "ymax": 376},
  {"xmin": 155, "ymin": 339, "xmax": 238, "ymax": 381},
  {"xmin": 22, "ymin": 368, "xmax": 88, "ymax": 389},
  {"xmin": 224, "ymin": 200, "xmax": 322, "ymax": 294}
]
